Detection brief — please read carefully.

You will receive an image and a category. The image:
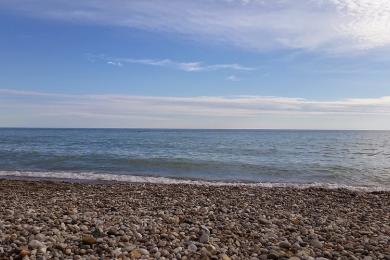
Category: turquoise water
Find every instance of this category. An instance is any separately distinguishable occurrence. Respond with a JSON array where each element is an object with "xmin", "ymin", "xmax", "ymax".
[{"xmin": 0, "ymin": 128, "xmax": 389, "ymax": 188}]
